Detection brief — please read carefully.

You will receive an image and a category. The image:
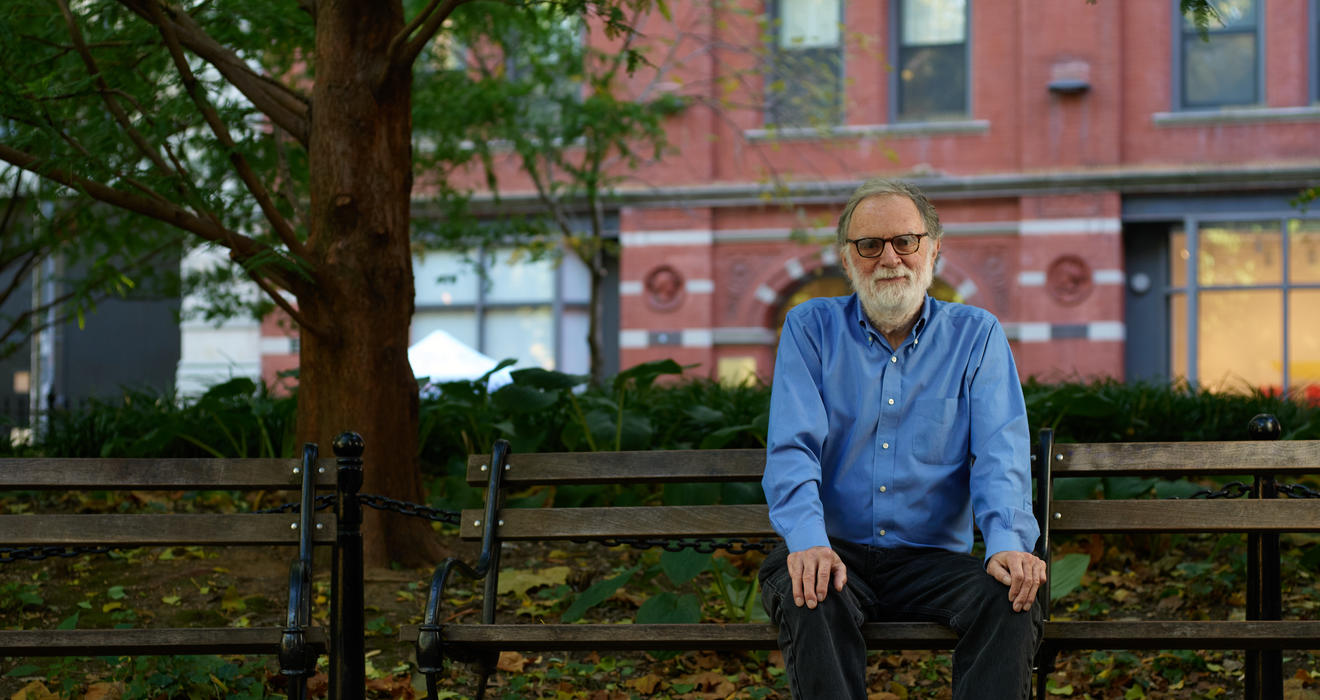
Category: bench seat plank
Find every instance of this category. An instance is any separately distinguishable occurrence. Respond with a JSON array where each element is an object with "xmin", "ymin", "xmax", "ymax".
[
  {"xmin": 1051, "ymin": 442, "xmax": 1320, "ymax": 476},
  {"xmin": 0, "ymin": 513, "xmax": 336, "ymax": 546},
  {"xmin": 0, "ymin": 627, "xmax": 328, "ymax": 656},
  {"xmin": 467, "ymin": 450, "xmax": 765, "ymax": 486},
  {"xmin": 460, "ymin": 505, "xmax": 774, "ymax": 540},
  {"xmin": 401, "ymin": 620, "xmax": 1320, "ymax": 652},
  {"xmin": 1052, "ymin": 499, "xmax": 1320, "ymax": 533},
  {"xmin": 0, "ymin": 458, "xmax": 337, "ymax": 489},
  {"xmin": 404, "ymin": 622, "xmax": 957, "ymax": 651}
]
